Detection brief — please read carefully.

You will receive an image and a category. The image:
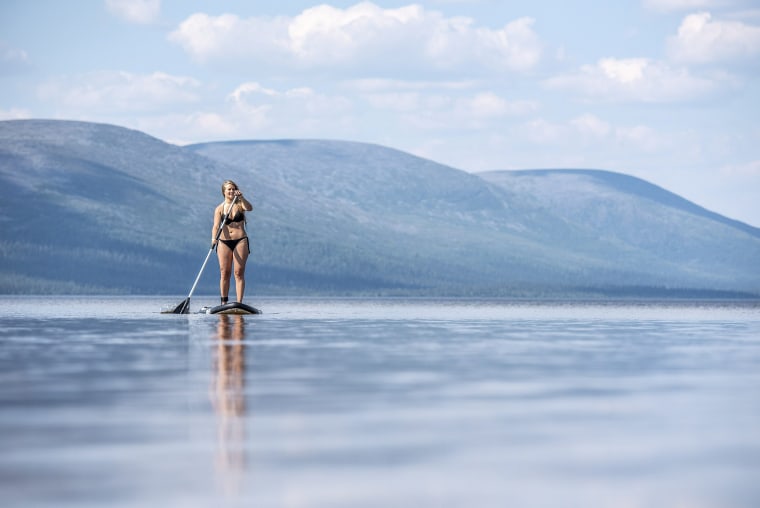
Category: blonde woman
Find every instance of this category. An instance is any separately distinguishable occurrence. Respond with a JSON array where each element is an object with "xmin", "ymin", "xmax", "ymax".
[{"xmin": 212, "ymin": 180, "xmax": 253, "ymax": 304}]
